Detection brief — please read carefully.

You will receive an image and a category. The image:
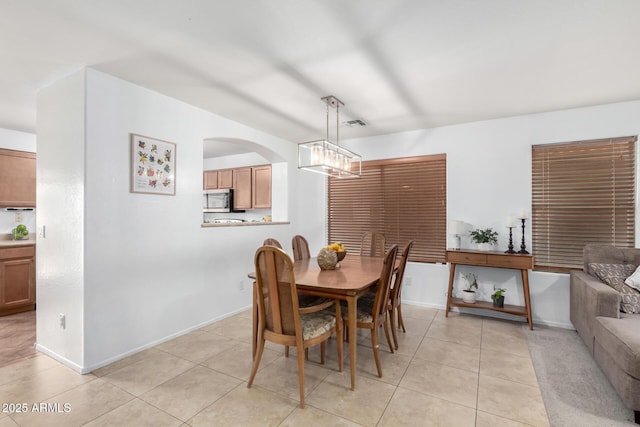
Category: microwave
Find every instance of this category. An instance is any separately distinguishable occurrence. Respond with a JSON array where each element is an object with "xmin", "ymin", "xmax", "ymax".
[{"xmin": 203, "ymin": 189, "xmax": 243, "ymax": 213}]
